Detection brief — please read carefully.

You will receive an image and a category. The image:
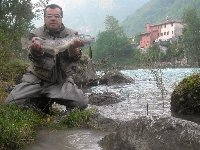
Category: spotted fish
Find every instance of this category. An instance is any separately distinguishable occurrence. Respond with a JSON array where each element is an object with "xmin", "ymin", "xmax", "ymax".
[{"xmin": 21, "ymin": 34, "xmax": 95, "ymax": 55}]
